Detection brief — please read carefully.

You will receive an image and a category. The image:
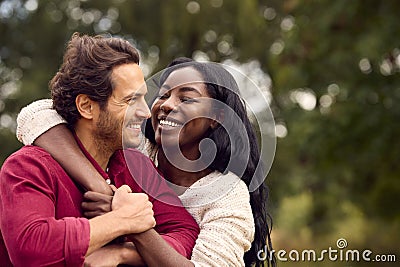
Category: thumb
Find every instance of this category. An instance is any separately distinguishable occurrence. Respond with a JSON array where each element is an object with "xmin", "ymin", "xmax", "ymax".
[
  {"xmin": 110, "ymin": 185, "xmax": 117, "ymax": 193},
  {"xmin": 116, "ymin": 184, "xmax": 132, "ymax": 193}
]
